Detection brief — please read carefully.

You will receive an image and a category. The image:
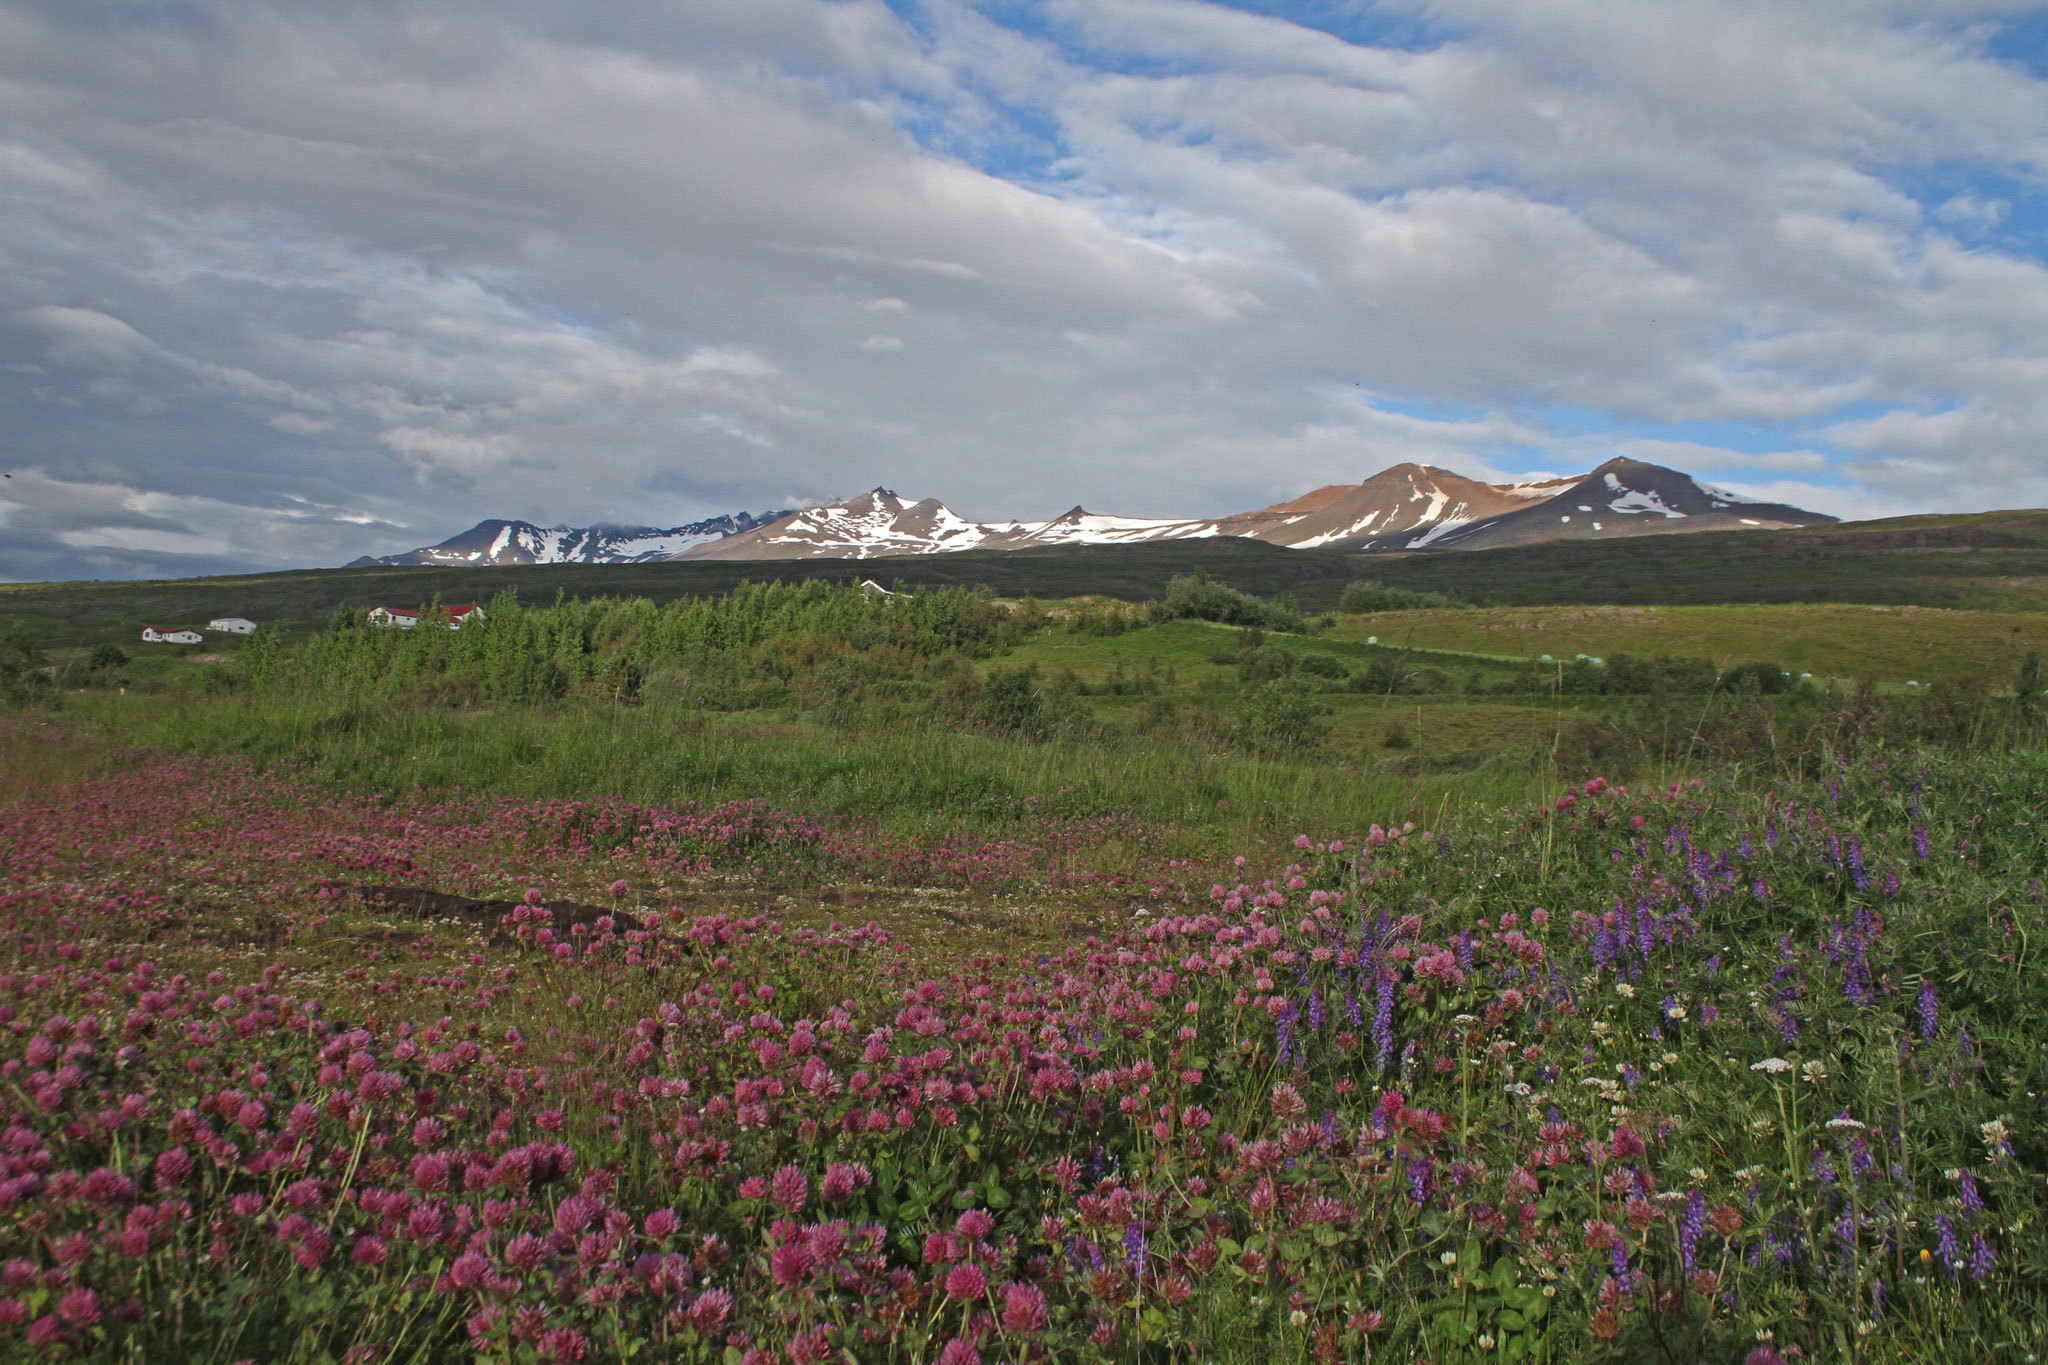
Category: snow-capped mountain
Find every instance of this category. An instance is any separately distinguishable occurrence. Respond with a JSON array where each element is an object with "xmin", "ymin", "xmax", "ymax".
[
  {"xmin": 348, "ymin": 460, "xmax": 1834, "ymax": 567},
  {"xmin": 346, "ymin": 511, "xmax": 792, "ymax": 567},
  {"xmin": 1408, "ymin": 458, "xmax": 1827, "ymax": 550},
  {"xmin": 671, "ymin": 490, "xmax": 1028, "ymax": 561},
  {"xmin": 1241, "ymin": 464, "xmax": 1572, "ymax": 550},
  {"xmin": 681, "ymin": 491, "xmax": 1248, "ymax": 560}
]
